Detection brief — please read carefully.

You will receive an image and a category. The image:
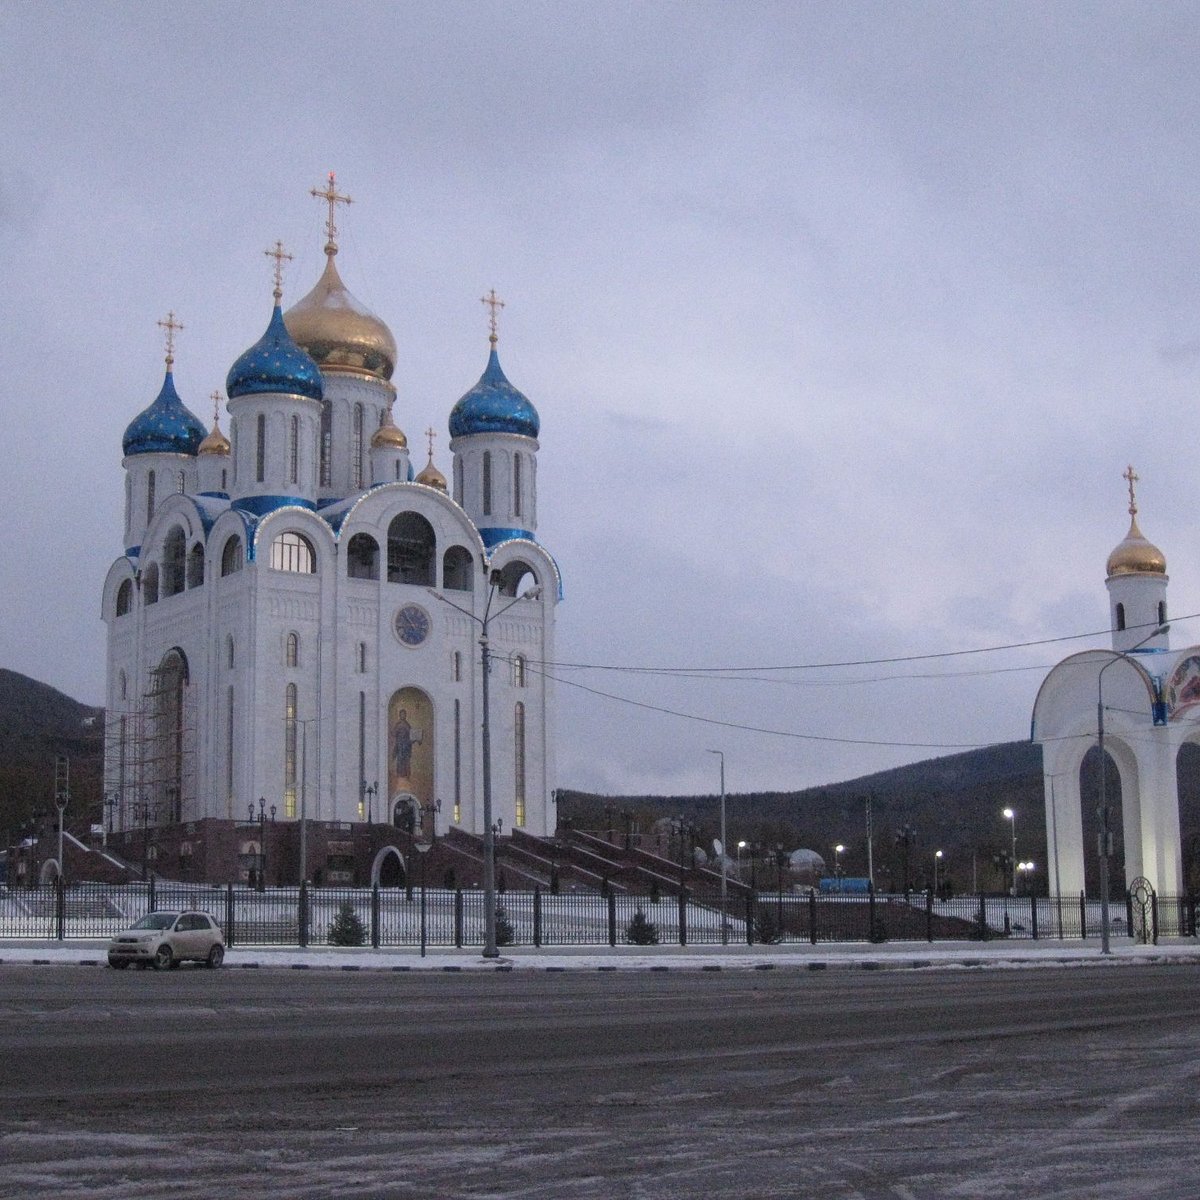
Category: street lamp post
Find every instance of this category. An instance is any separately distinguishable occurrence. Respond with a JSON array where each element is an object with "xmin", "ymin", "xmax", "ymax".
[
  {"xmin": 1002, "ymin": 808, "xmax": 1017, "ymax": 897},
  {"xmin": 1017, "ymin": 861, "xmax": 1035, "ymax": 896},
  {"xmin": 737, "ymin": 840, "xmax": 746, "ymax": 876},
  {"xmin": 834, "ymin": 843, "xmax": 845, "ymax": 880},
  {"xmin": 1097, "ymin": 622, "xmax": 1168, "ymax": 954},
  {"xmin": 249, "ymin": 798, "xmax": 274, "ymax": 890},
  {"xmin": 53, "ymin": 755, "xmax": 69, "ymax": 887},
  {"xmin": 708, "ymin": 750, "xmax": 727, "ymax": 944},
  {"xmin": 431, "ymin": 576, "xmax": 542, "ymax": 959},
  {"xmin": 934, "ymin": 849, "xmax": 943, "ymax": 897}
]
